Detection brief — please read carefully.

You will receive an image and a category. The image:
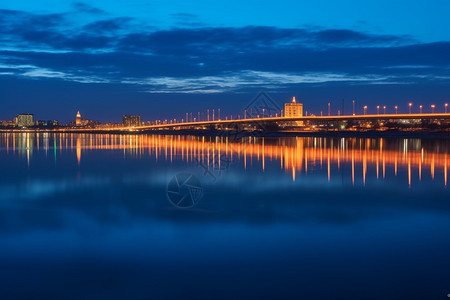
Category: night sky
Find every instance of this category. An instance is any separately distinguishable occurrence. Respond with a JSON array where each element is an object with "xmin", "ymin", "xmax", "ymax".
[{"xmin": 1, "ymin": 1, "xmax": 449, "ymax": 123}]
